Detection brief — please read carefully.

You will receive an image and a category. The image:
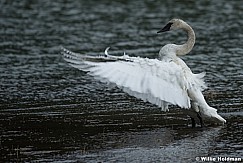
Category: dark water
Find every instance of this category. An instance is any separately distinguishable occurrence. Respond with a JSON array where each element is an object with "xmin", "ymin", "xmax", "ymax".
[{"xmin": 0, "ymin": 0, "xmax": 242, "ymax": 162}]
